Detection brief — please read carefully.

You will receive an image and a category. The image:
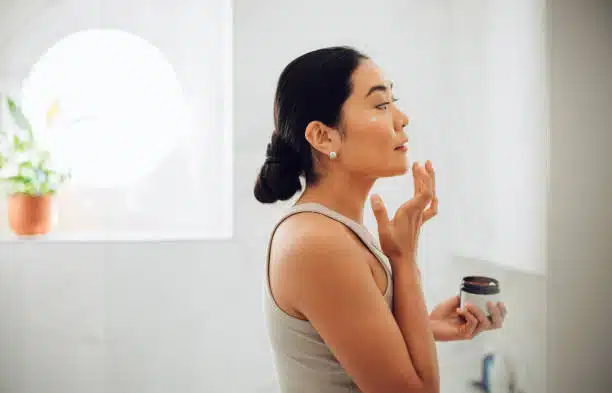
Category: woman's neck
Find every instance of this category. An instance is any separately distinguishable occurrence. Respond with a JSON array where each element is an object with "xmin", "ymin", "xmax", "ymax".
[{"xmin": 296, "ymin": 171, "xmax": 375, "ymax": 224}]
